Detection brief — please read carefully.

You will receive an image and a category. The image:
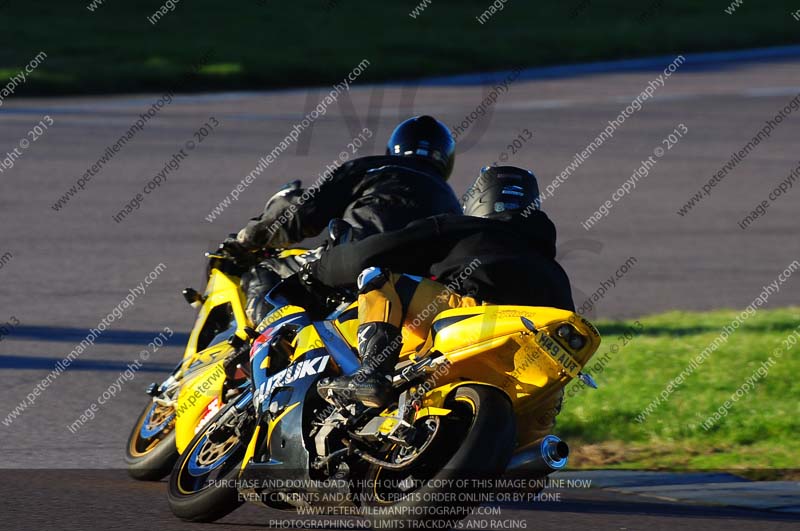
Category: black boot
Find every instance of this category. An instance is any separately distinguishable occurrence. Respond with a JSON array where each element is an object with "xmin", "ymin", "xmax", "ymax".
[{"xmin": 318, "ymin": 322, "xmax": 402, "ymax": 408}]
